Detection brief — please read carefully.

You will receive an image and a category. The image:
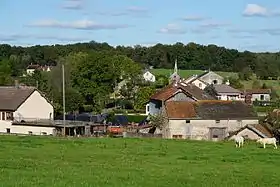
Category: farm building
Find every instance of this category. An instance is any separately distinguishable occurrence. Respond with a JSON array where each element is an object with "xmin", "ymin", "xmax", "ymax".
[
  {"xmin": 212, "ymin": 84, "xmax": 242, "ymax": 101},
  {"xmin": 229, "ymin": 124, "xmax": 273, "ymax": 140},
  {"xmin": 146, "ymin": 81, "xmax": 215, "ymax": 115},
  {"xmin": 243, "ymin": 89, "xmax": 271, "ymax": 104},
  {"xmin": 0, "ymin": 86, "xmax": 55, "ymax": 135},
  {"xmin": 143, "ymin": 70, "xmax": 156, "ymax": 82},
  {"xmin": 161, "ymin": 100, "xmax": 259, "ymax": 140},
  {"xmin": 184, "ymin": 70, "xmax": 224, "ymax": 90}
]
